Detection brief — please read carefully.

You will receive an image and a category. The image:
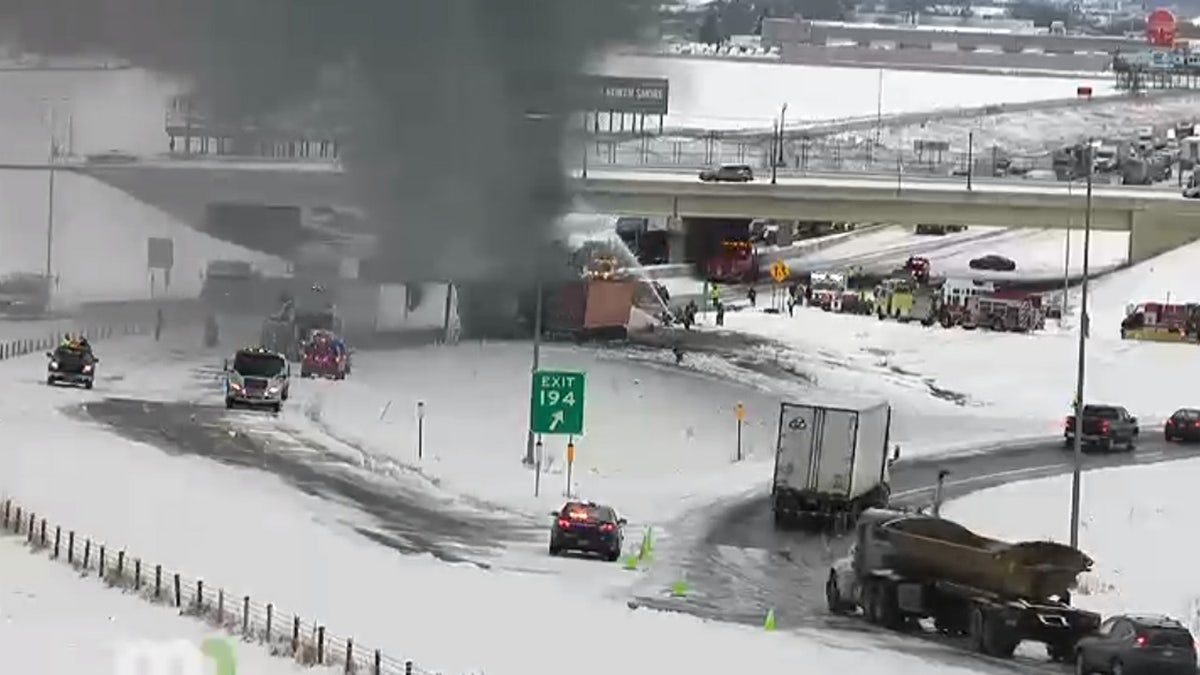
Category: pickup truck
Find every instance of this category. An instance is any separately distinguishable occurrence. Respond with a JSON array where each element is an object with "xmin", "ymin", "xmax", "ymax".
[{"xmin": 1064, "ymin": 404, "xmax": 1139, "ymax": 453}]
